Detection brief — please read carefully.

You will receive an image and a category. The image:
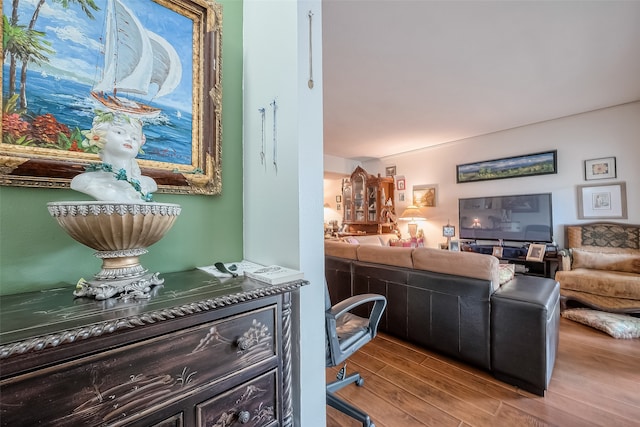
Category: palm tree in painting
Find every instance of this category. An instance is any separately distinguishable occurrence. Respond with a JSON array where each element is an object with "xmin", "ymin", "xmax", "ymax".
[
  {"xmin": 3, "ymin": 16, "xmax": 53, "ymax": 101},
  {"xmin": 4, "ymin": 0, "xmax": 99, "ymax": 110}
]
